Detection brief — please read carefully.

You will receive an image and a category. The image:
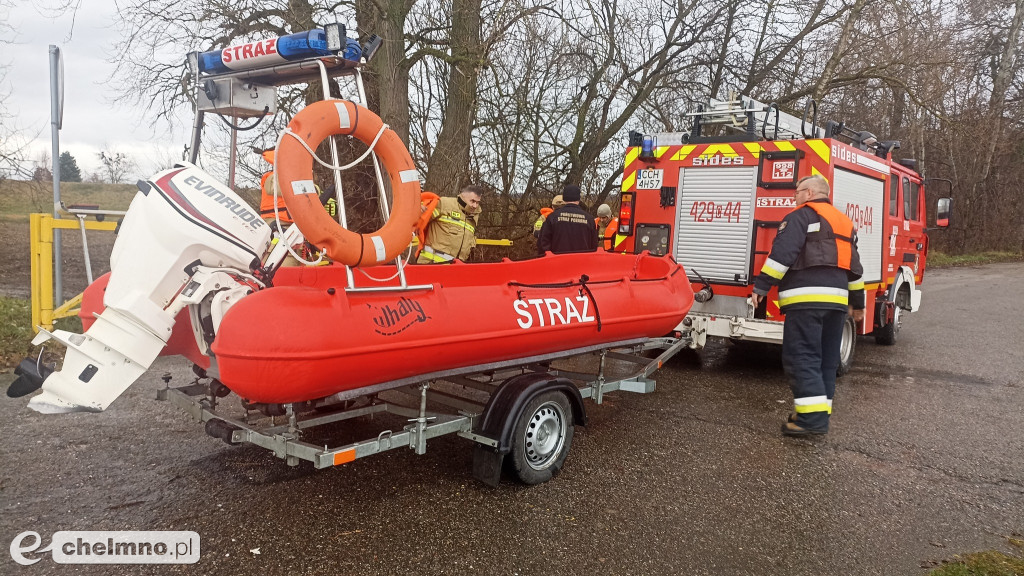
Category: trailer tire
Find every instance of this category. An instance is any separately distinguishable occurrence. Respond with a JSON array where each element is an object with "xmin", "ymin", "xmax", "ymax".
[
  {"xmin": 509, "ymin": 391, "xmax": 574, "ymax": 485},
  {"xmin": 837, "ymin": 315, "xmax": 856, "ymax": 376}
]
